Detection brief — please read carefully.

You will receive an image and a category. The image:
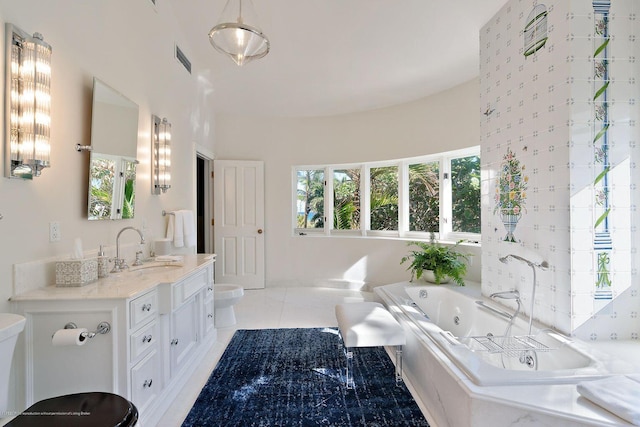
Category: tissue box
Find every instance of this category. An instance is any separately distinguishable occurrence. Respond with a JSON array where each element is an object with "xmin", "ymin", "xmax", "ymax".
[{"xmin": 55, "ymin": 259, "xmax": 99, "ymax": 287}]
